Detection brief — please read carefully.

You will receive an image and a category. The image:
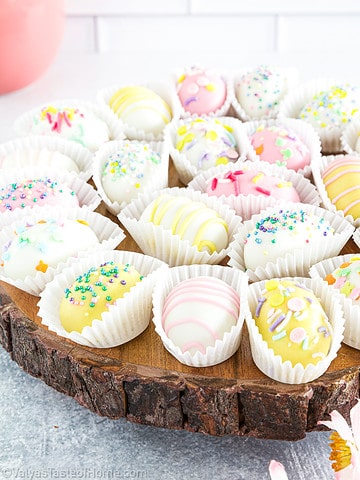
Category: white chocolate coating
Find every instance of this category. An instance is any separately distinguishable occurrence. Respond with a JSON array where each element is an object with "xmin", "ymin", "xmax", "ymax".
[{"xmin": 162, "ymin": 276, "xmax": 240, "ymax": 355}]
